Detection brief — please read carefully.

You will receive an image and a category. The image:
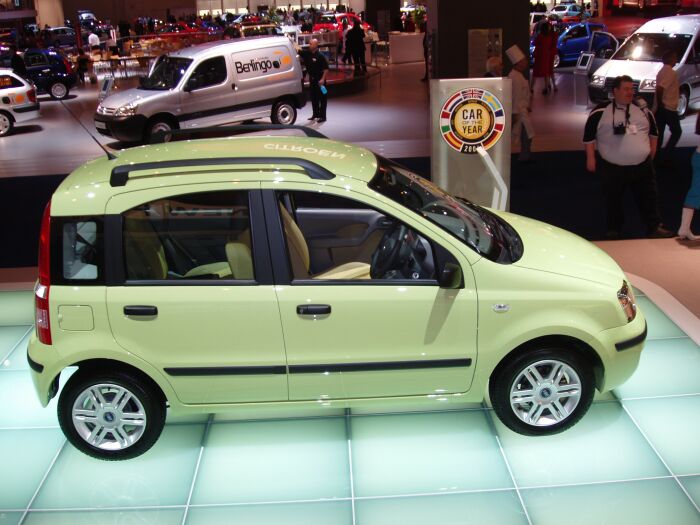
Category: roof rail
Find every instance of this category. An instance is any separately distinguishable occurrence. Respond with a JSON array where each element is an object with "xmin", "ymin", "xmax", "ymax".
[
  {"xmin": 109, "ymin": 157, "xmax": 335, "ymax": 187},
  {"xmin": 149, "ymin": 124, "xmax": 328, "ymax": 143}
]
